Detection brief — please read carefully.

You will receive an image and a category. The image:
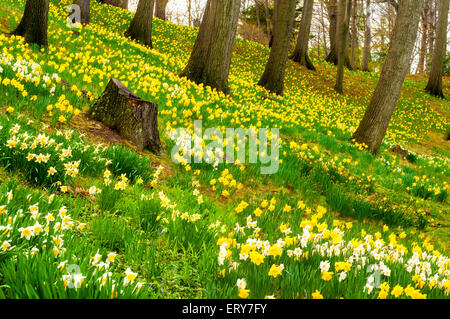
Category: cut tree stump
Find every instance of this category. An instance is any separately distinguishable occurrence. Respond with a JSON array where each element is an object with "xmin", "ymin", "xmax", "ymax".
[{"xmin": 87, "ymin": 78, "xmax": 161, "ymax": 154}]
